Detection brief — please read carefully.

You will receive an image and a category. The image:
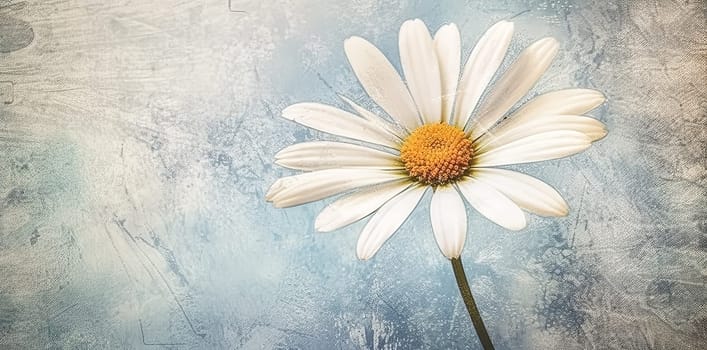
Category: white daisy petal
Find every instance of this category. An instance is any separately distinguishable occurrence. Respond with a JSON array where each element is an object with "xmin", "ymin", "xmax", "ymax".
[
  {"xmin": 457, "ymin": 177, "xmax": 526, "ymax": 230},
  {"xmin": 453, "ymin": 20, "xmax": 514, "ymax": 129},
  {"xmin": 315, "ymin": 180, "xmax": 410, "ymax": 232},
  {"xmin": 400, "ymin": 19, "xmax": 442, "ymax": 124},
  {"xmin": 433, "ymin": 23, "xmax": 461, "ymax": 124},
  {"xmin": 430, "ymin": 185, "xmax": 467, "ymax": 259},
  {"xmin": 344, "ymin": 36, "xmax": 421, "ymax": 132},
  {"xmin": 476, "ymin": 115, "xmax": 607, "ymax": 152},
  {"xmin": 266, "ymin": 168, "xmax": 404, "ymax": 208},
  {"xmin": 356, "ymin": 184, "xmax": 427, "ymax": 260},
  {"xmin": 282, "ymin": 103, "xmax": 399, "ymax": 148},
  {"xmin": 473, "ymin": 168, "xmax": 568, "ymax": 216},
  {"xmin": 509, "ymin": 88, "xmax": 606, "ymax": 124},
  {"xmin": 338, "ymin": 94, "xmax": 407, "ymax": 140},
  {"xmin": 474, "ymin": 130, "xmax": 592, "ymax": 167},
  {"xmin": 468, "ymin": 37, "xmax": 560, "ymax": 139},
  {"xmin": 275, "ymin": 141, "xmax": 402, "ymax": 171}
]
